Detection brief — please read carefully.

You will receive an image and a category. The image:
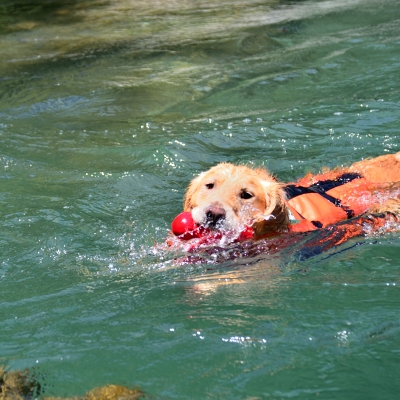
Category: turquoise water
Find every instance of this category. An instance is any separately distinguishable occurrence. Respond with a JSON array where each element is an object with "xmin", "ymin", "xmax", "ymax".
[{"xmin": 1, "ymin": 0, "xmax": 400, "ymax": 398}]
